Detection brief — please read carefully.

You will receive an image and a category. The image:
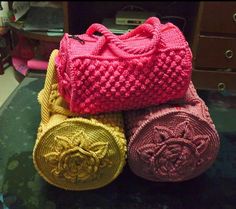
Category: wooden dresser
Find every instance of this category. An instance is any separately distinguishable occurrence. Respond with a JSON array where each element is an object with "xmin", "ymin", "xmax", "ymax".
[
  {"xmin": 5, "ymin": 1, "xmax": 236, "ymax": 91},
  {"xmin": 191, "ymin": 2, "xmax": 236, "ymax": 91}
]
